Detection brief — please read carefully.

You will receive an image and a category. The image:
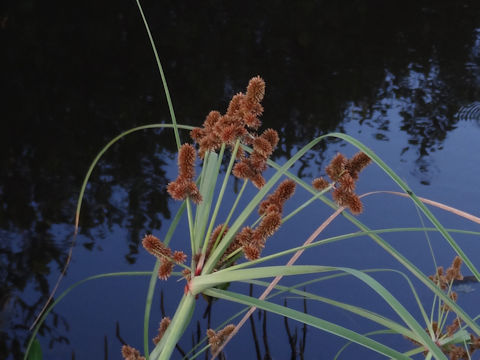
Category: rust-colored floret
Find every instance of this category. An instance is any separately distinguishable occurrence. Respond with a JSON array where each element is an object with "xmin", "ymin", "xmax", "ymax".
[
  {"xmin": 158, "ymin": 261, "xmax": 174, "ymax": 280},
  {"xmin": 347, "ymin": 152, "xmax": 372, "ymax": 180},
  {"xmin": 246, "ymin": 76, "xmax": 266, "ymax": 103},
  {"xmin": 262, "ymin": 128, "xmax": 279, "ymax": 148},
  {"xmin": 256, "ymin": 212, "xmax": 282, "ymax": 239},
  {"xmin": 207, "ymin": 324, "xmax": 236, "ymax": 355},
  {"xmin": 121, "ymin": 345, "xmax": 145, "ymax": 360},
  {"xmin": 325, "ymin": 153, "xmax": 347, "ymax": 181},
  {"xmin": 153, "ymin": 317, "xmax": 171, "ymax": 345},
  {"xmin": 258, "ymin": 179, "xmax": 296, "ymax": 215},
  {"xmin": 142, "ymin": 234, "xmax": 186, "ymax": 281},
  {"xmin": 312, "ymin": 177, "xmax": 329, "ymax": 191},
  {"xmin": 167, "ymin": 144, "xmax": 202, "ymax": 203},
  {"xmin": 316, "ymin": 151, "xmax": 371, "ymax": 215},
  {"xmin": 446, "ymin": 256, "xmax": 464, "ymax": 282},
  {"xmin": 142, "ymin": 234, "xmax": 171, "ymax": 258},
  {"xmin": 173, "ymin": 250, "xmax": 187, "ymax": 264}
]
